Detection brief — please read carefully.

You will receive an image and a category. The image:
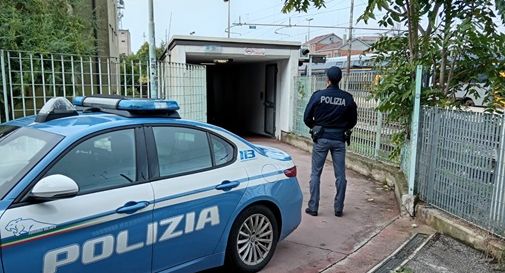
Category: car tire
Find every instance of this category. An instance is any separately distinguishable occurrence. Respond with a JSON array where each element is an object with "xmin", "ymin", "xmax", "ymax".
[{"xmin": 225, "ymin": 205, "xmax": 279, "ymax": 273}]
